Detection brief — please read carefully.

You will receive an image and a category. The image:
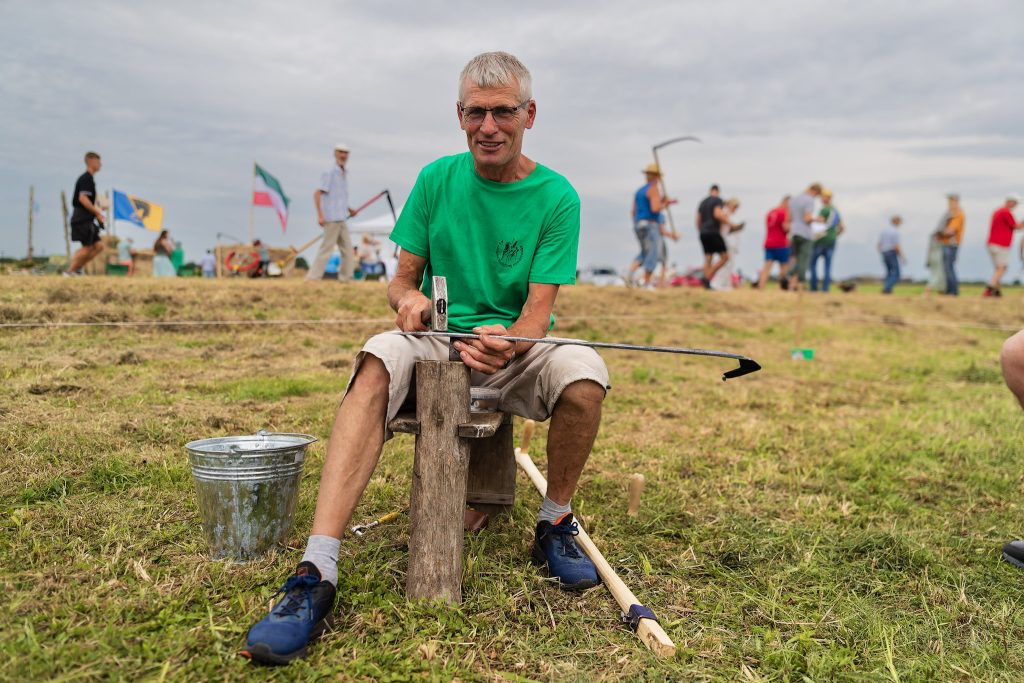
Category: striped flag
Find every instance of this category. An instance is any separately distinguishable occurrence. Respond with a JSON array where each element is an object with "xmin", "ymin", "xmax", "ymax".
[{"xmin": 253, "ymin": 164, "xmax": 290, "ymax": 231}]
